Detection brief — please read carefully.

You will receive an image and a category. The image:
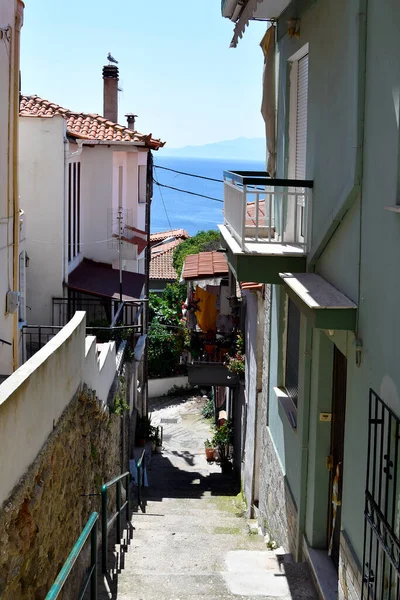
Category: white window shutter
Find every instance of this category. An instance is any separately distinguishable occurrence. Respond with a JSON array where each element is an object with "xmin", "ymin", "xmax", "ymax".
[{"xmin": 295, "ymin": 54, "xmax": 308, "ymax": 180}]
